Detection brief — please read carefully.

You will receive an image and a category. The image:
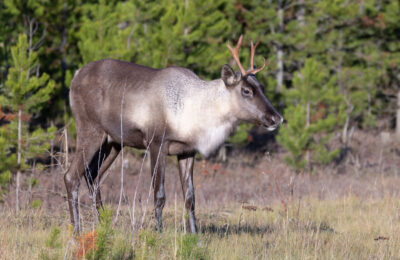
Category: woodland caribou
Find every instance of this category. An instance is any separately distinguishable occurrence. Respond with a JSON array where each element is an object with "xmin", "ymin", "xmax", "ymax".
[{"xmin": 64, "ymin": 35, "xmax": 283, "ymax": 234}]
